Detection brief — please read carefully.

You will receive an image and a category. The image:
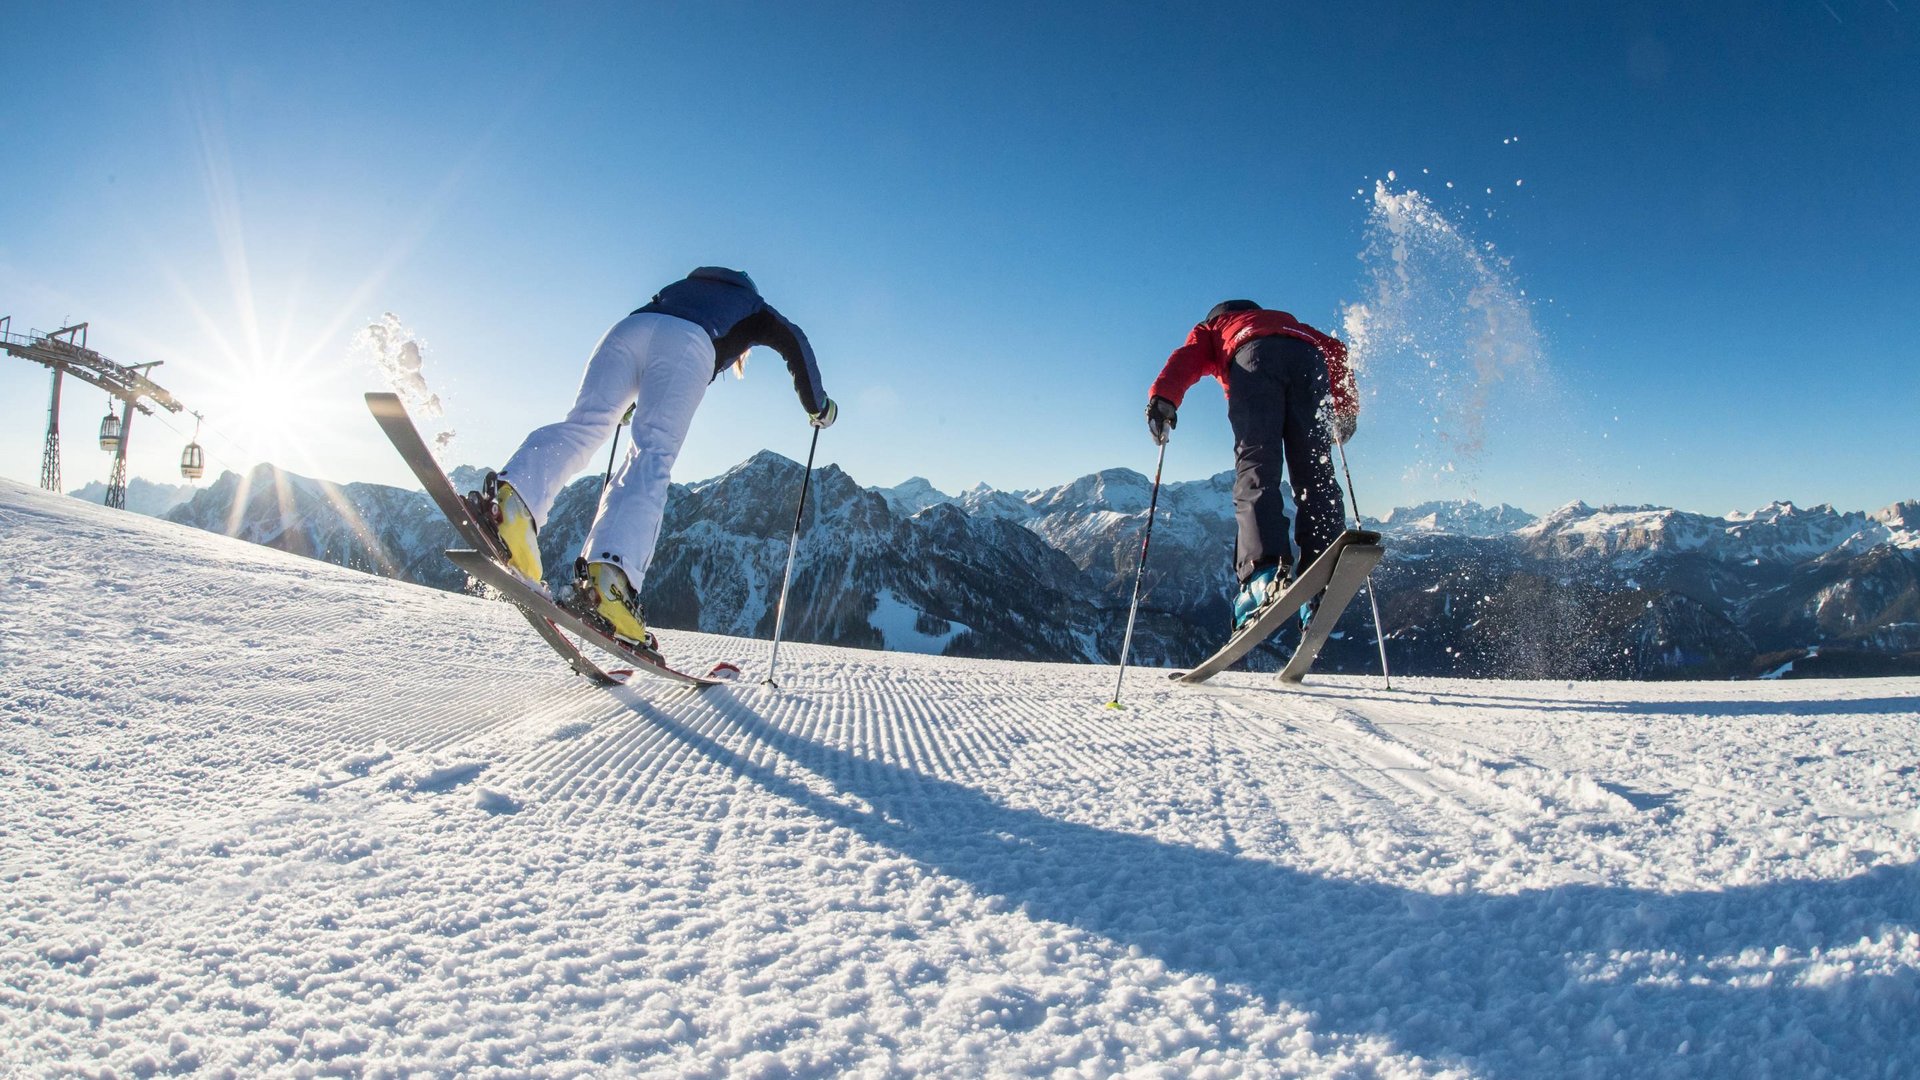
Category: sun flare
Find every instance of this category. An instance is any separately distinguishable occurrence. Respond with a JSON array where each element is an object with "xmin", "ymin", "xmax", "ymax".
[{"xmin": 196, "ymin": 355, "xmax": 334, "ymax": 473}]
